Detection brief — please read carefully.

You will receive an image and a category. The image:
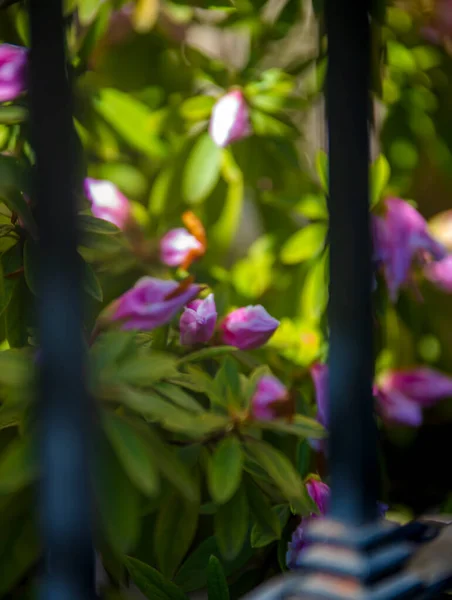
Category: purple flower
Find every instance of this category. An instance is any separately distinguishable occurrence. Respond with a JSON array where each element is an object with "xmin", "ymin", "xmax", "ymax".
[
  {"xmin": 0, "ymin": 44, "xmax": 27, "ymax": 103},
  {"xmin": 179, "ymin": 293, "xmax": 217, "ymax": 345},
  {"xmin": 160, "ymin": 228, "xmax": 204, "ymax": 268},
  {"xmin": 84, "ymin": 178, "xmax": 131, "ymax": 230},
  {"xmin": 251, "ymin": 375, "xmax": 288, "ymax": 421},
  {"xmin": 221, "ymin": 305, "xmax": 279, "ymax": 350},
  {"xmin": 373, "ymin": 198, "xmax": 446, "ymax": 301},
  {"xmin": 424, "ymin": 255, "xmax": 452, "ymax": 293},
  {"xmin": 286, "ymin": 479, "xmax": 388, "ymax": 569},
  {"xmin": 375, "ymin": 368, "xmax": 452, "ymax": 427},
  {"xmin": 209, "ymin": 89, "xmax": 251, "ymax": 148},
  {"xmin": 309, "ymin": 363, "xmax": 329, "ymax": 453},
  {"xmin": 112, "ymin": 277, "xmax": 201, "ymax": 331}
]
